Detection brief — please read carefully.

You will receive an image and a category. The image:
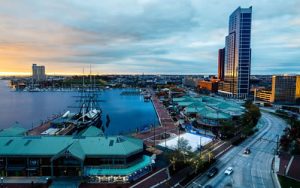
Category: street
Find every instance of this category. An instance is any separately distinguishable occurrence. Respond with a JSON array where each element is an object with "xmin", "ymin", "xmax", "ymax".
[{"xmin": 188, "ymin": 112, "xmax": 287, "ymax": 188}]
